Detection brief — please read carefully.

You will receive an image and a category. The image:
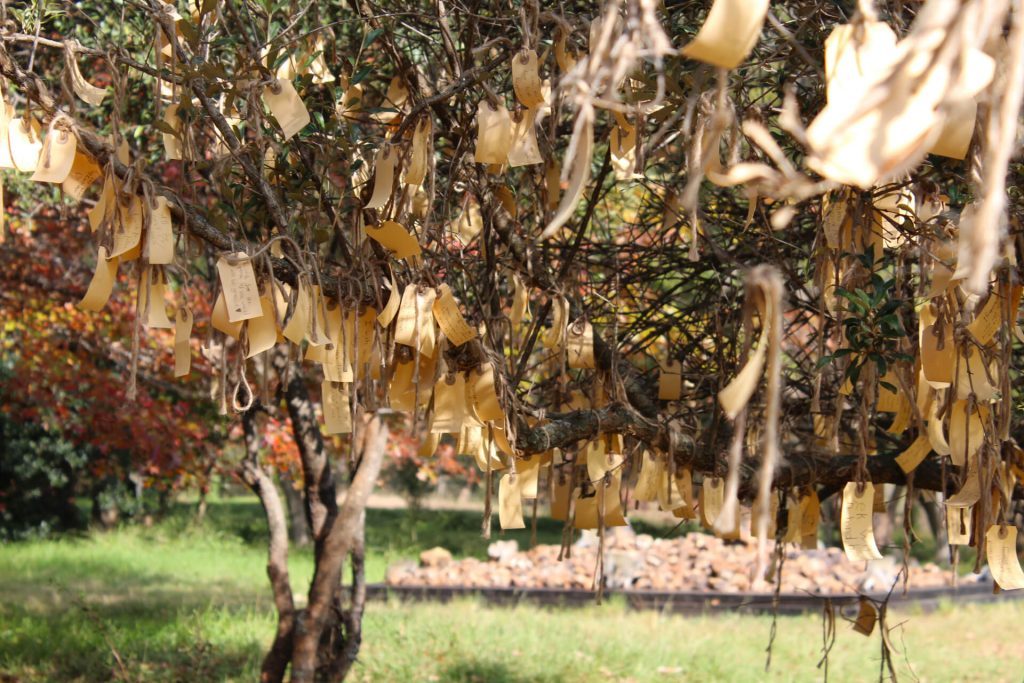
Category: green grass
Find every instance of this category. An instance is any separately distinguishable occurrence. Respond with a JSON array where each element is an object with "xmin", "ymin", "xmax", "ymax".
[{"xmin": 1, "ymin": 499, "xmax": 1023, "ymax": 681}]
